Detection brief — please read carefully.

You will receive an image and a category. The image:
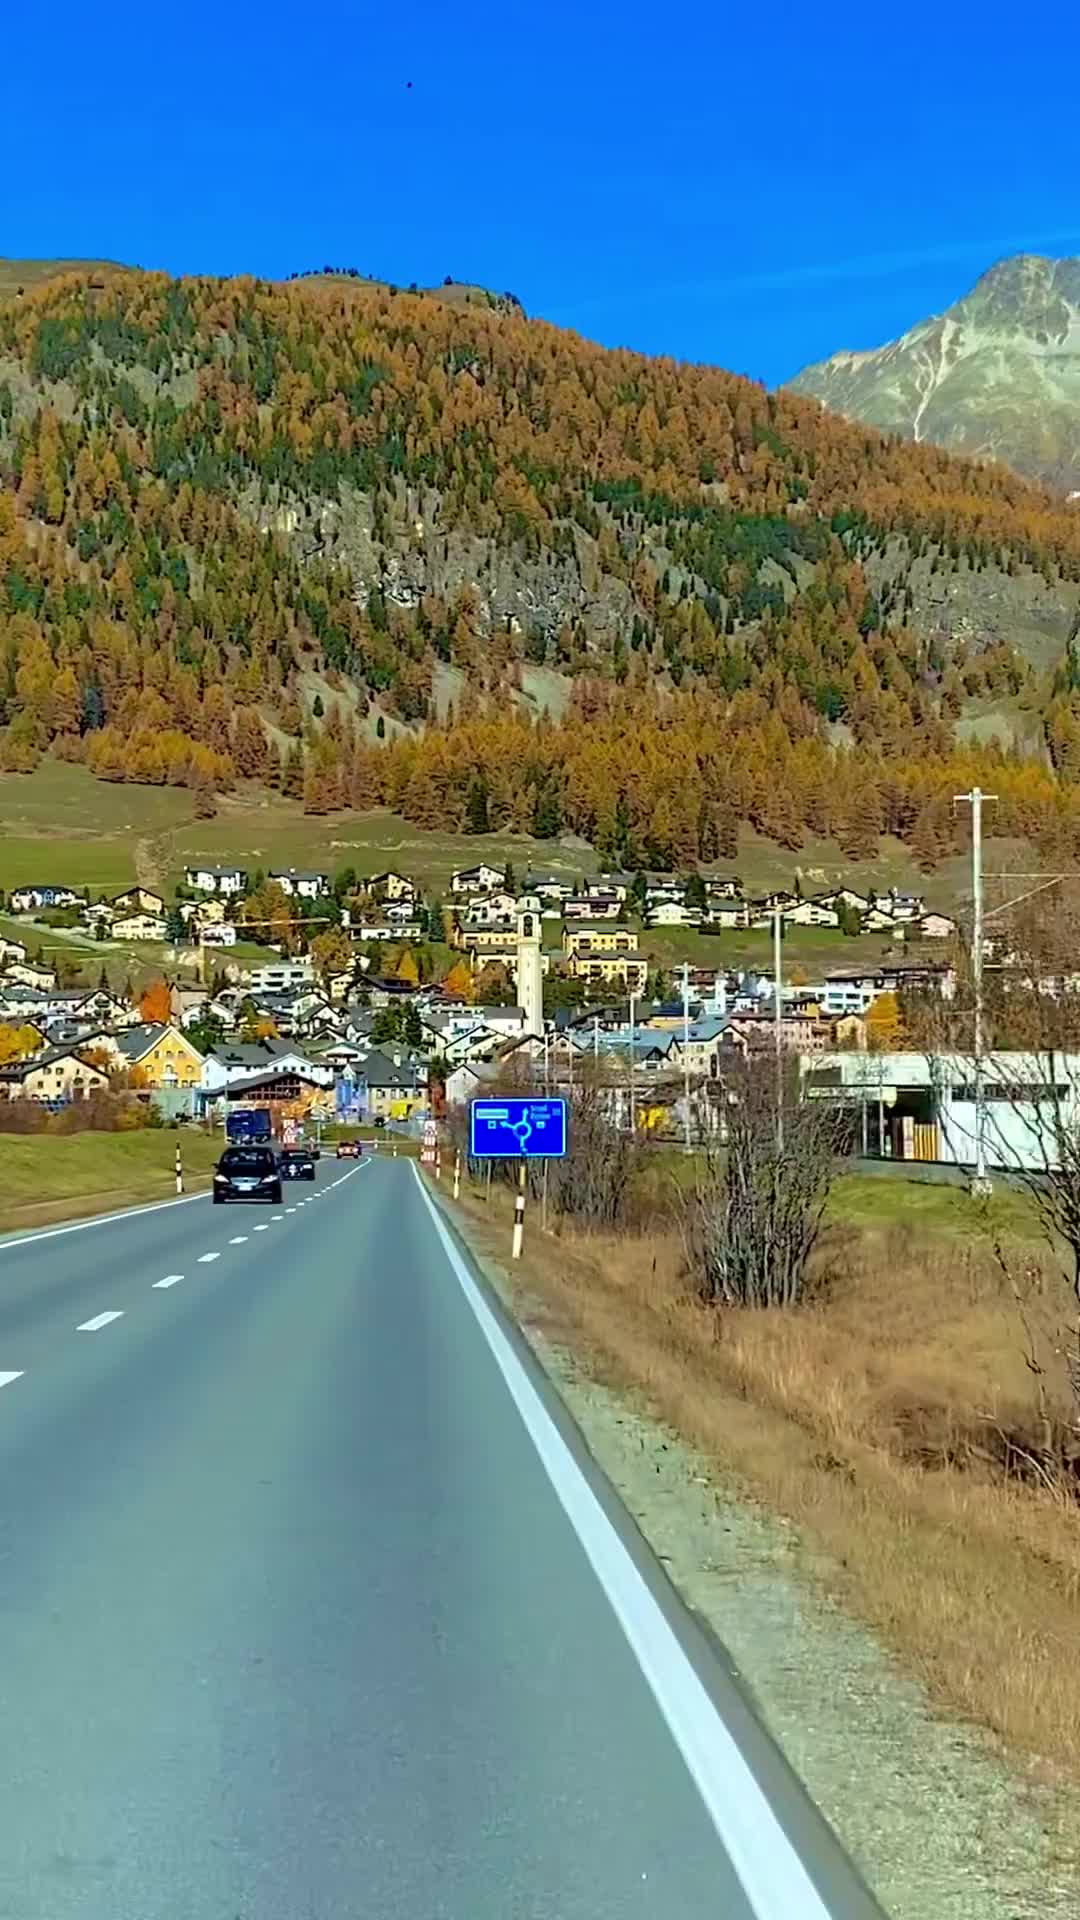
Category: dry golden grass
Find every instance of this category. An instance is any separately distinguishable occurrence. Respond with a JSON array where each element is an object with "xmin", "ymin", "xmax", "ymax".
[{"xmin": 453, "ymin": 1178, "xmax": 1080, "ymax": 1781}]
